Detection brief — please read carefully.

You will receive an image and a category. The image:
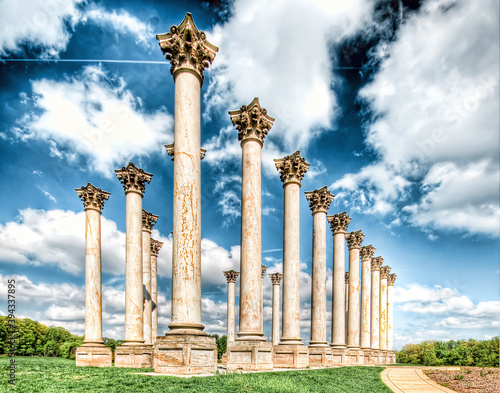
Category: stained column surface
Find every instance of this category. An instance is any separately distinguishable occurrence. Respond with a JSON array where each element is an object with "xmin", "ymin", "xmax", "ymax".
[
  {"xmin": 370, "ymin": 257, "xmax": 383, "ymax": 350},
  {"xmin": 261, "ymin": 265, "xmax": 267, "ymax": 332},
  {"xmin": 360, "ymin": 245, "xmax": 375, "ymax": 350},
  {"xmin": 387, "ymin": 273, "xmax": 397, "ymax": 352},
  {"xmin": 305, "ymin": 187, "xmax": 334, "ymax": 347},
  {"xmin": 328, "ymin": 213, "xmax": 351, "ymax": 348},
  {"xmin": 224, "ymin": 270, "xmax": 239, "ymax": 342},
  {"xmin": 116, "ymin": 163, "xmax": 152, "ymax": 345},
  {"xmin": 379, "ymin": 266, "xmax": 391, "ymax": 351},
  {"xmin": 346, "ymin": 230, "xmax": 364, "ymax": 349},
  {"xmin": 269, "ymin": 273, "xmax": 283, "ymax": 346},
  {"xmin": 76, "ymin": 184, "xmax": 110, "ymax": 346},
  {"xmin": 150, "ymin": 239, "xmax": 163, "ymax": 343},
  {"xmin": 275, "ymin": 151, "xmax": 310, "ymax": 345},
  {"xmin": 345, "ymin": 272, "xmax": 349, "ymax": 343},
  {"xmin": 229, "ymin": 98, "xmax": 274, "ymax": 341},
  {"xmin": 142, "ymin": 210, "xmax": 158, "ymax": 345}
]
